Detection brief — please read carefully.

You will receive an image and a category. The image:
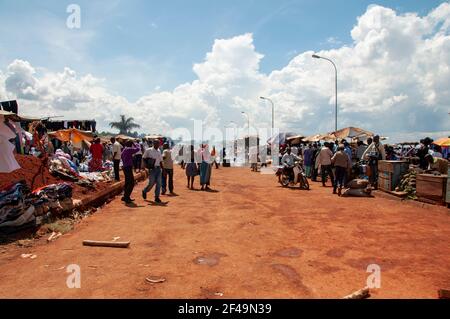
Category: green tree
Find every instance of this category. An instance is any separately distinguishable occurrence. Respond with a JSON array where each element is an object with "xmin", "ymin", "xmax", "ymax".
[{"xmin": 109, "ymin": 115, "xmax": 141, "ymax": 135}]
